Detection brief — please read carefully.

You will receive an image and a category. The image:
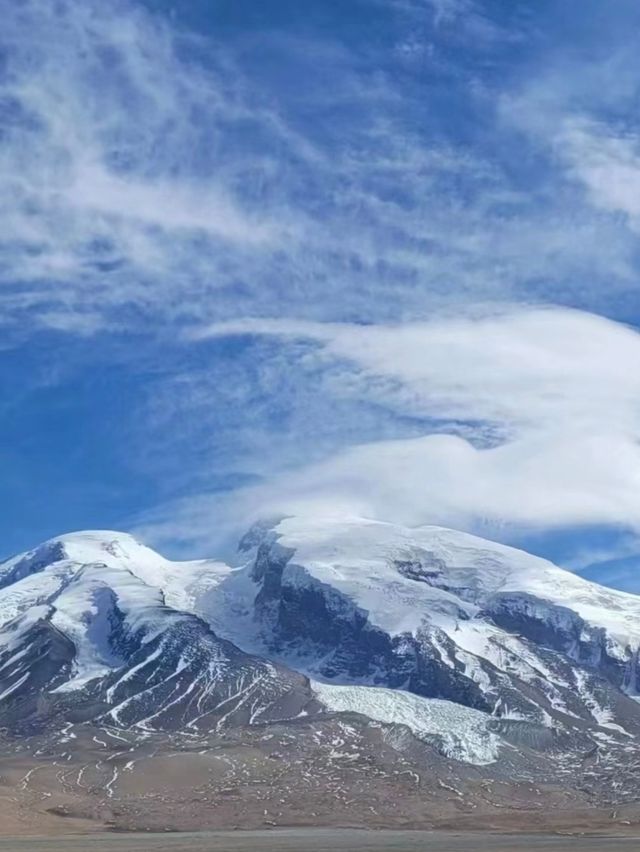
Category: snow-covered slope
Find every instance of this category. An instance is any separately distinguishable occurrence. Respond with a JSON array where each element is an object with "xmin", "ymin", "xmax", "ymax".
[
  {"xmin": 0, "ymin": 531, "xmax": 315, "ymax": 733},
  {"xmin": 257, "ymin": 516, "xmax": 640, "ymax": 648},
  {"xmin": 0, "ymin": 530, "xmax": 229, "ymax": 627},
  {"xmin": 0, "ymin": 531, "xmax": 225, "ymax": 689}
]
